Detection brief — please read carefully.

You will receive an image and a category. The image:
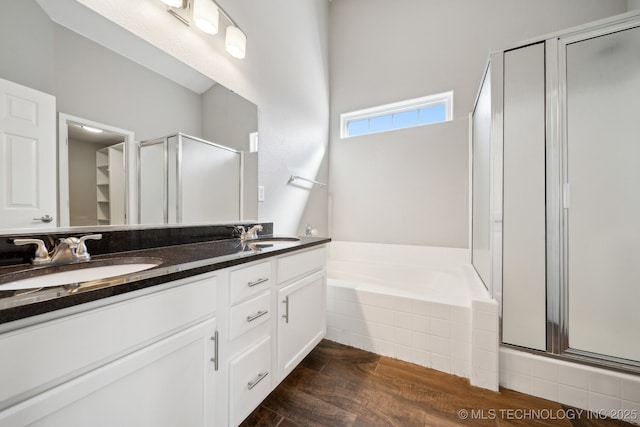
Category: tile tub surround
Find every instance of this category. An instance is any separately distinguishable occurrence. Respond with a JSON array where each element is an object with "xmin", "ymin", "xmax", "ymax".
[
  {"xmin": 500, "ymin": 348, "xmax": 640, "ymax": 425},
  {"xmin": 326, "ymin": 241, "xmax": 499, "ymax": 391}
]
